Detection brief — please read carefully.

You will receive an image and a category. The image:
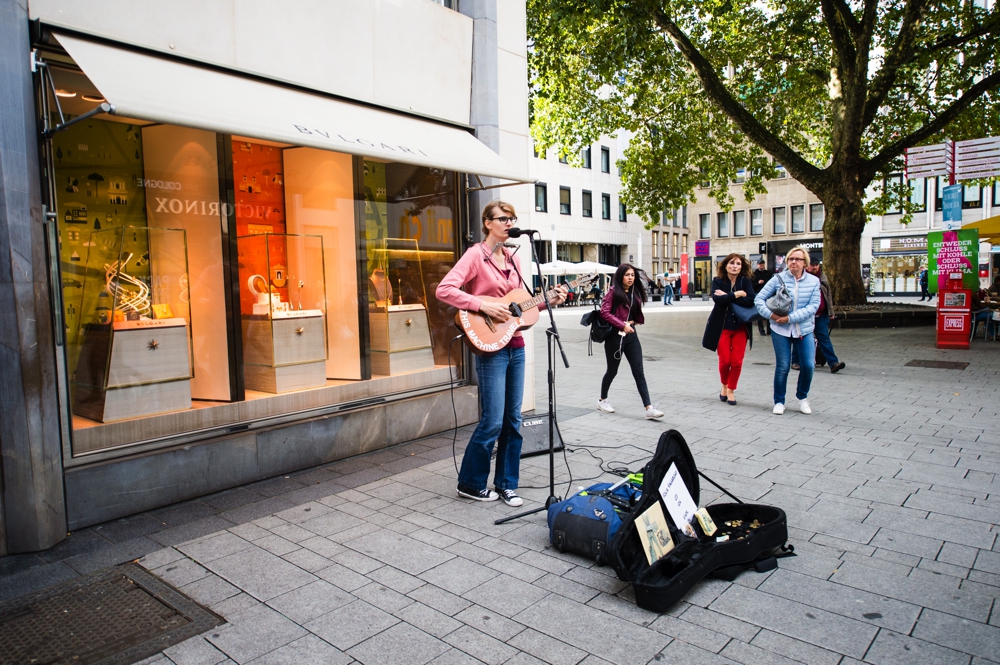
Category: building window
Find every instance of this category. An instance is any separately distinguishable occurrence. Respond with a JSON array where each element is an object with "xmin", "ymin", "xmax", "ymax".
[
  {"xmin": 884, "ymin": 174, "xmax": 904, "ymax": 214},
  {"xmin": 809, "ymin": 203, "xmax": 825, "ymax": 232},
  {"xmin": 774, "ymin": 164, "xmax": 787, "ymax": 179},
  {"xmin": 791, "ymin": 205, "xmax": 805, "ymax": 233},
  {"xmin": 717, "ymin": 211, "xmax": 729, "ymax": 237},
  {"xmin": 994, "ymin": 182, "xmax": 1000, "ymax": 206},
  {"xmin": 559, "ymin": 187, "xmax": 571, "ymax": 214},
  {"xmin": 733, "ymin": 210, "xmax": 746, "ymax": 237},
  {"xmin": 558, "ymin": 152, "xmax": 568, "ymax": 164},
  {"xmin": 582, "ymin": 190, "xmax": 593, "ymax": 217},
  {"xmin": 533, "ymin": 143, "xmax": 545, "ymax": 159},
  {"xmin": 964, "ymin": 183, "xmax": 983, "ymax": 209},
  {"xmin": 535, "ymin": 183, "xmax": 548, "ymax": 212},
  {"xmin": 619, "ymin": 201, "xmax": 627, "ymax": 222},
  {"xmin": 681, "ymin": 235, "xmax": 688, "ymax": 255},
  {"xmin": 909, "ymin": 178, "xmax": 927, "ymax": 213},
  {"xmin": 582, "ymin": 147, "xmax": 592, "ymax": 169},
  {"xmin": 663, "ymin": 232, "xmax": 669, "ymax": 258},
  {"xmin": 601, "ymin": 193, "xmax": 611, "ymax": 219},
  {"xmin": 733, "ymin": 168, "xmax": 746, "ymax": 184},
  {"xmin": 750, "ymin": 209, "xmax": 763, "ymax": 236},
  {"xmin": 652, "ymin": 231, "xmax": 659, "ymax": 258},
  {"xmin": 699, "ymin": 213, "xmax": 710, "ymax": 239},
  {"xmin": 653, "ymin": 260, "xmax": 659, "ymax": 274},
  {"xmin": 773, "ymin": 207, "xmax": 787, "ymax": 234},
  {"xmin": 673, "ymin": 235, "xmax": 680, "ymax": 259},
  {"xmin": 681, "ymin": 206, "xmax": 688, "ymax": 228},
  {"xmin": 600, "ymin": 147, "xmax": 610, "ymax": 173}
]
